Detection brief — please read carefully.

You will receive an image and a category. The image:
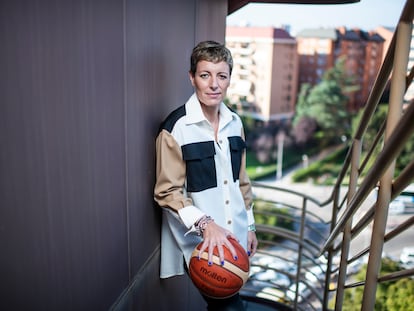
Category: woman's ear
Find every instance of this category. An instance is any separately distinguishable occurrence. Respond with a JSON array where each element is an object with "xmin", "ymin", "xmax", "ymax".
[{"xmin": 188, "ymin": 71, "xmax": 195, "ymax": 87}]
